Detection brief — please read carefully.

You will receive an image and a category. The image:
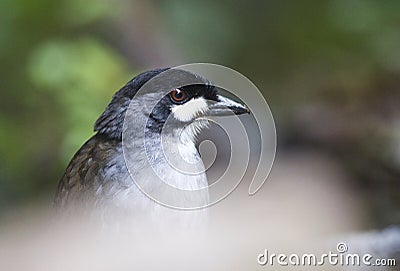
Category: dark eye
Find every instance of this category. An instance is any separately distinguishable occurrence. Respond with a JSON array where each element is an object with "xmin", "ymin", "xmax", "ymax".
[{"xmin": 169, "ymin": 89, "xmax": 187, "ymax": 103}]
